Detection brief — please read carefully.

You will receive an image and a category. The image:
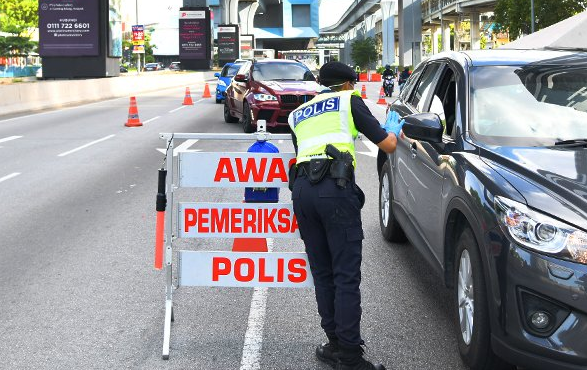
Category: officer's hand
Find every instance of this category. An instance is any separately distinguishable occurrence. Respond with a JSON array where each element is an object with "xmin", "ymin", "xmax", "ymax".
[{"xmin": 382, "ymin": 110, "xmax": 405, "ymax": 137}]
